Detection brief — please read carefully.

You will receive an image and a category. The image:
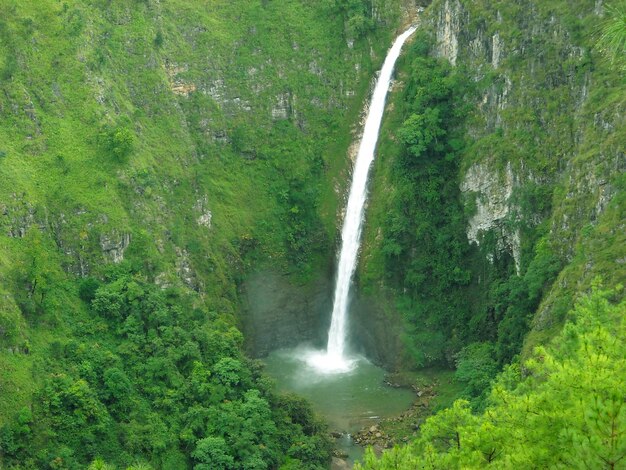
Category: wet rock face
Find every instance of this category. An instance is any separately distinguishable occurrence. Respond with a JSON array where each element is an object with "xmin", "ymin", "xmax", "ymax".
[
  {"xmin": 239, "ymin": 269, "xmax": 333, "ymax": 357},
  {"xmin": 349, "ymin": 290, "xmax": 405, "ymax": 369},
  {"xmin": 239, "ymin": 269, "xmax": 405, "ymax": 366}
]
